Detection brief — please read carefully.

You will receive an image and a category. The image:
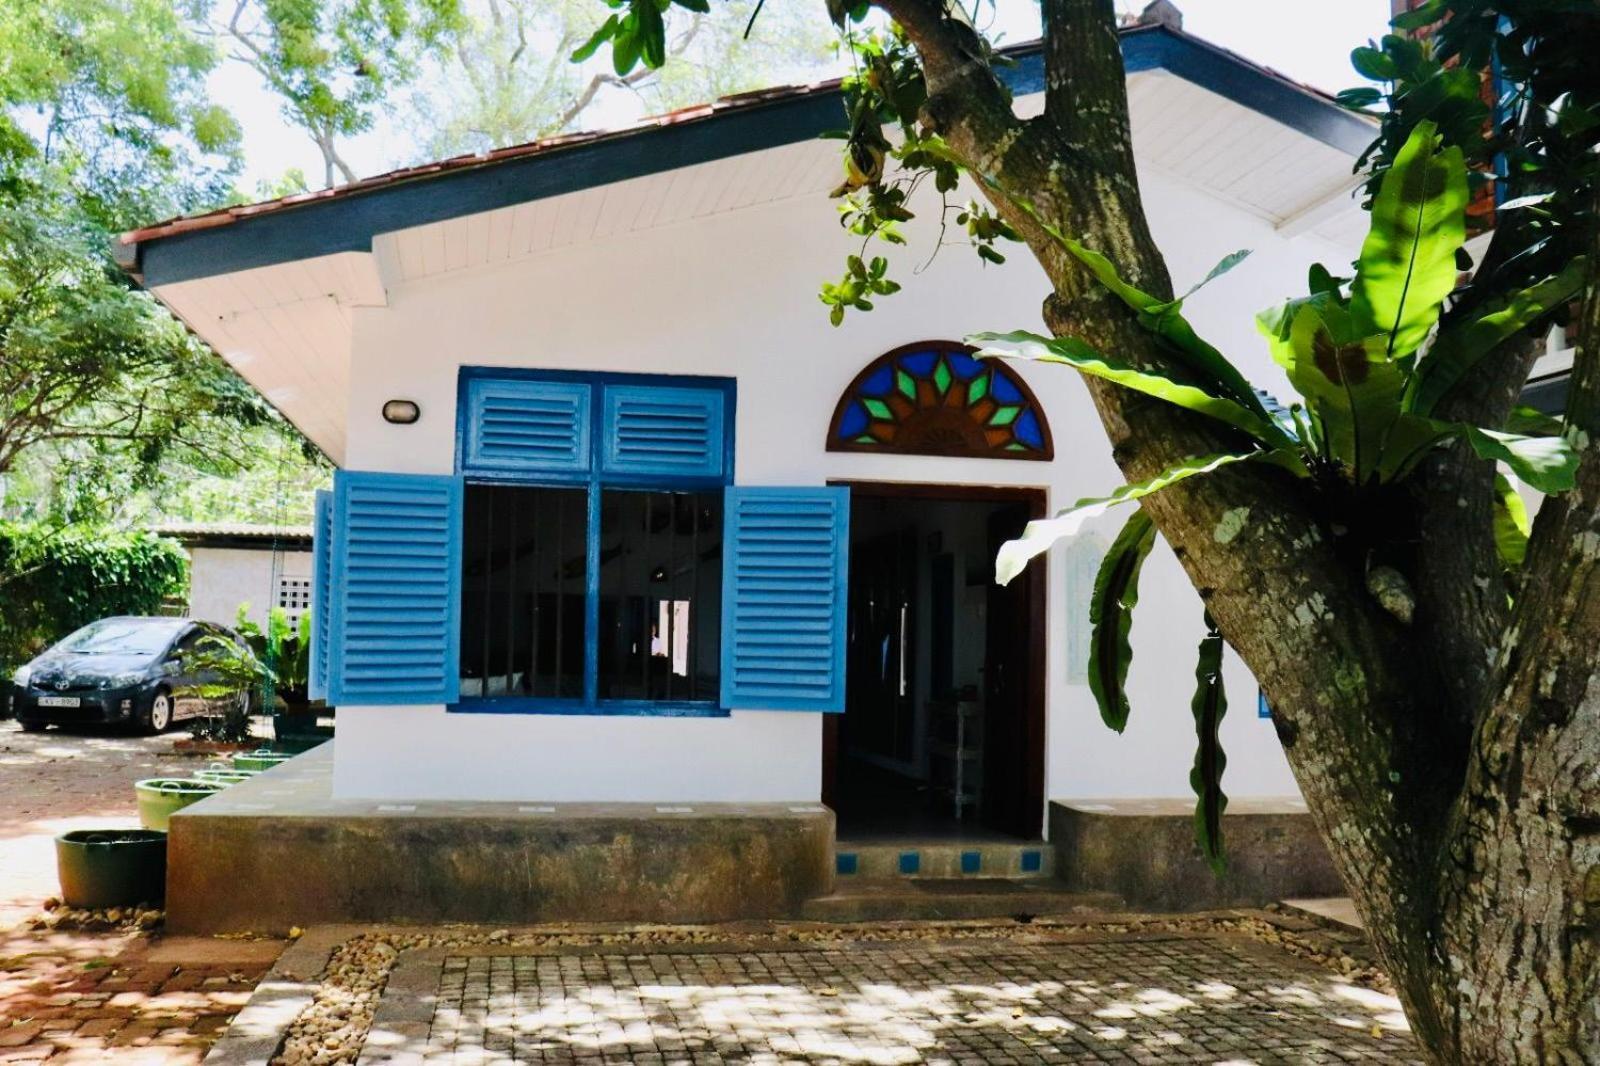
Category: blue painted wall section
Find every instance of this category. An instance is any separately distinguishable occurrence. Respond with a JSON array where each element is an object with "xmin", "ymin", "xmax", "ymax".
[{"xmin": 129, "ymin": 27, "xmax": 1374, "ymax": 287}]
